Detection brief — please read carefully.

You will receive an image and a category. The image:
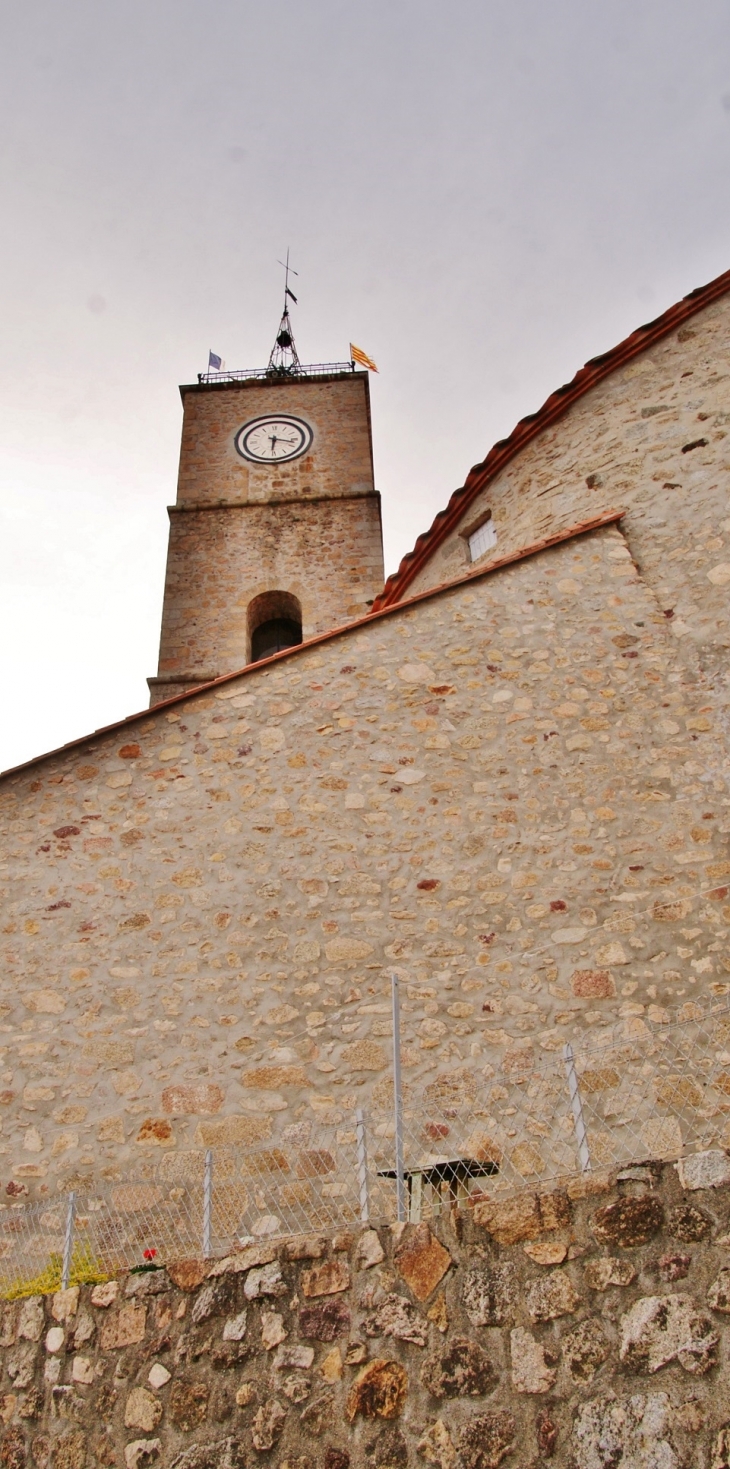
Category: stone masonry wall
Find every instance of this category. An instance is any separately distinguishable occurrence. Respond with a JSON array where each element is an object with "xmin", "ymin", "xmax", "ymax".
[
  {"xmin": 408, "ymin": 294, "xmax": 730, "ymax": 685},
  {"xmin": 152, "ymin": 495, "xmax": 384, "ymax": 700},
  {"xmin": 3, "ymin": 1156, "xmax": 730, "ymax": 1469},
  {"xmin": 1, "ymin": 523, "xmax": 730, "ymax": 1197},
  {"xmin": 176, "ymin": 376, "xmax": 374, "ymax": 509}
]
